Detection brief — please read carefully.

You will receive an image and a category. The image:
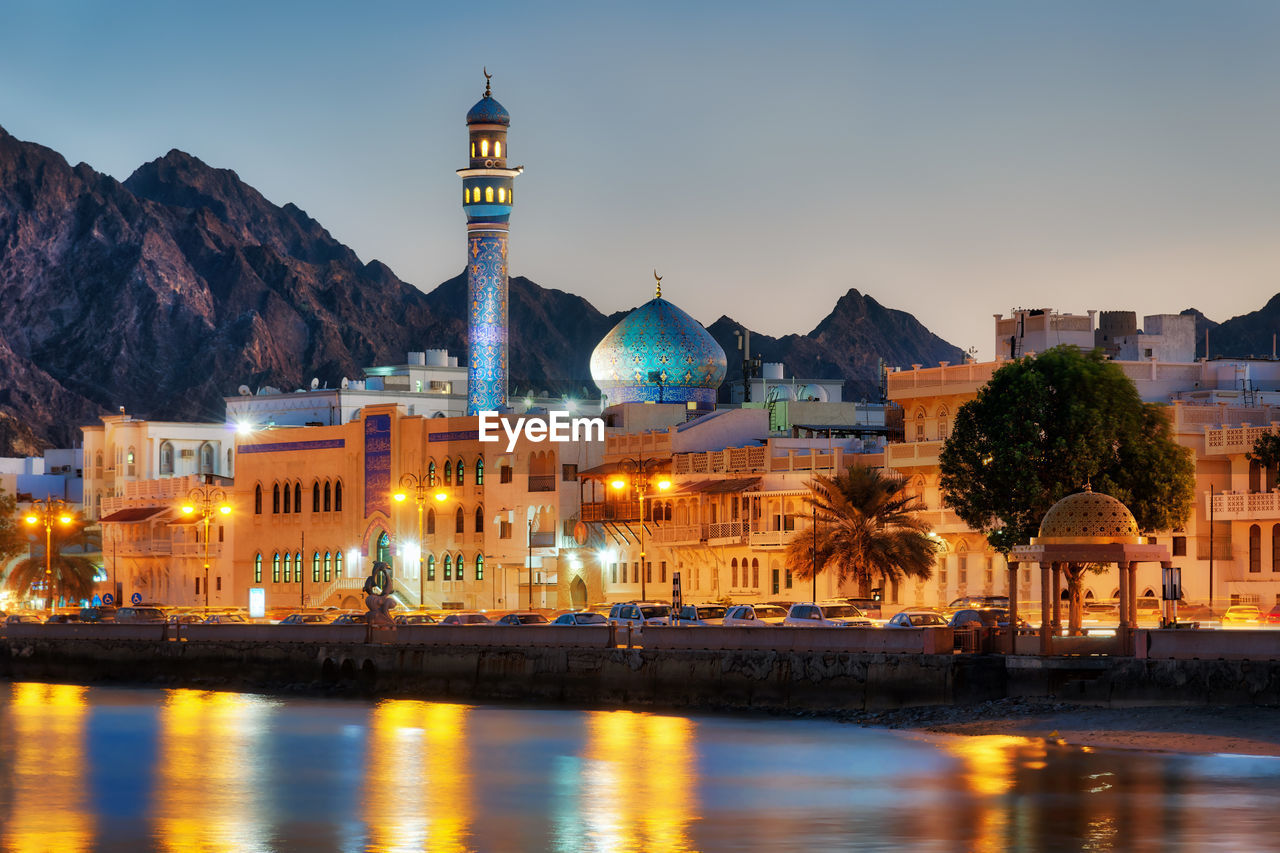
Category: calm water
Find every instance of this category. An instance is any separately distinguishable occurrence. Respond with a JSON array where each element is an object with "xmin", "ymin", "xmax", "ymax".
[{"xmin": 1, "ymin": 683, "xmax": 1279, "ymax": 852}]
